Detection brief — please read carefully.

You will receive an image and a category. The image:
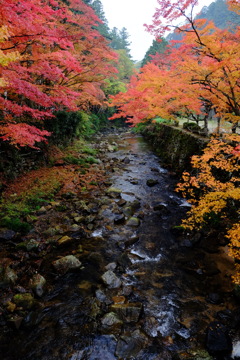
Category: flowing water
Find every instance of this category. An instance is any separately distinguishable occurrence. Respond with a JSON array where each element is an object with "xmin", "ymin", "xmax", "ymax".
[{"xmin": 1, "ymin": 131, "xmax": 239, "ymax": 360}]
